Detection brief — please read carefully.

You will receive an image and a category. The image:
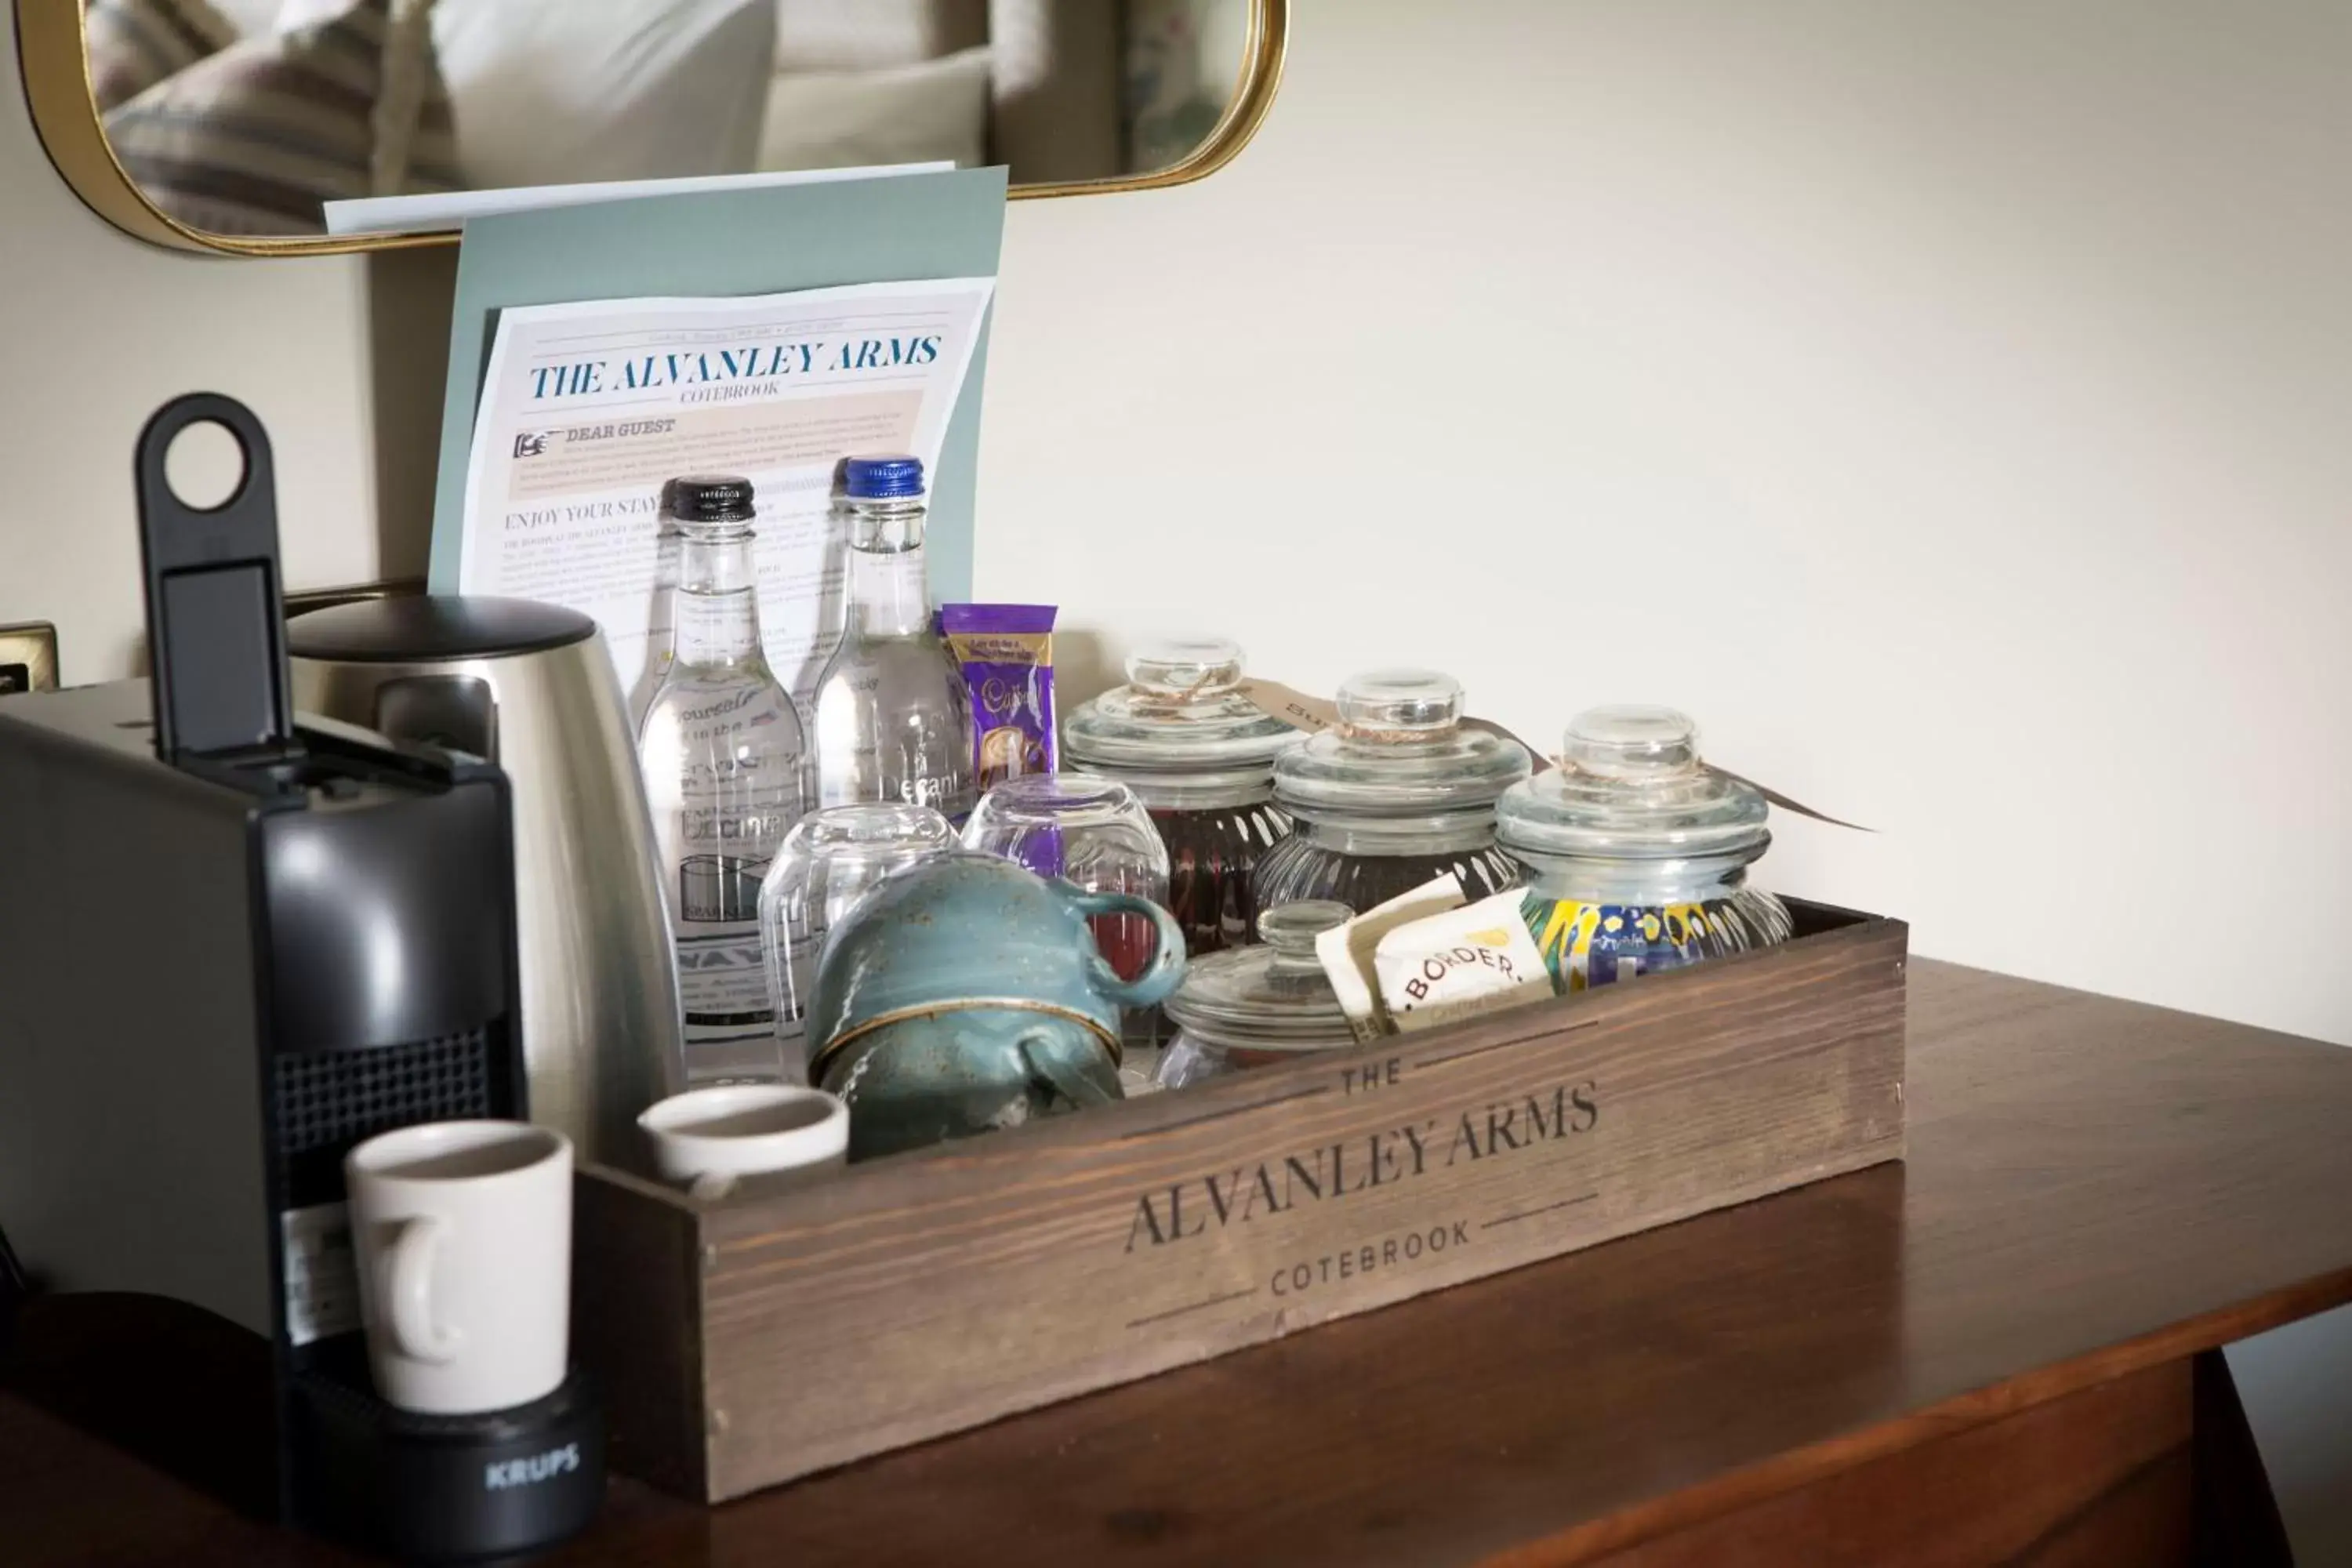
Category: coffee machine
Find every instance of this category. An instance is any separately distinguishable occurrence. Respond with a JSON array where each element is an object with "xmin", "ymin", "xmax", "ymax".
[
  {"xmin": 288, "ymin": 593, "xmax": 685, "ymax": 1163},
  {"xmin": 0, "ymin": 395, "xmax": 602, "ymax": 1561}
]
